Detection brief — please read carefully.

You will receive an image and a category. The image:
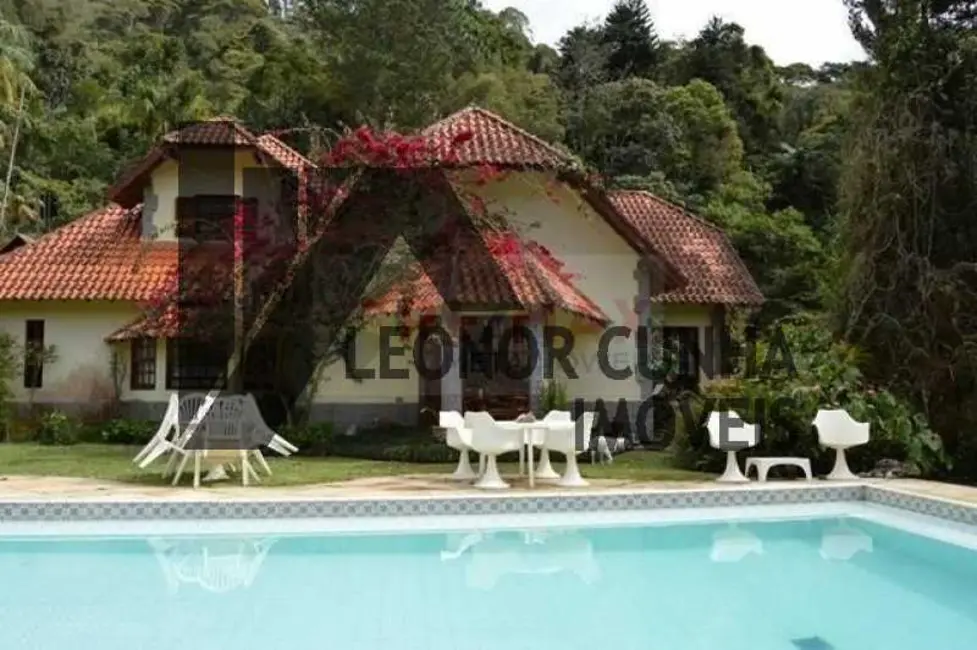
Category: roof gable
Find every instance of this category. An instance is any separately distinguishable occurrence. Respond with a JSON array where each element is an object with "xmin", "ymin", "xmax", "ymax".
[
  {"xmin": 422, "ymin": 106, "xmax": 580, "ymax": 169},
  {"xmin": 107, "ymin": 117, "xmax": 316, "ymax": 208}
]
